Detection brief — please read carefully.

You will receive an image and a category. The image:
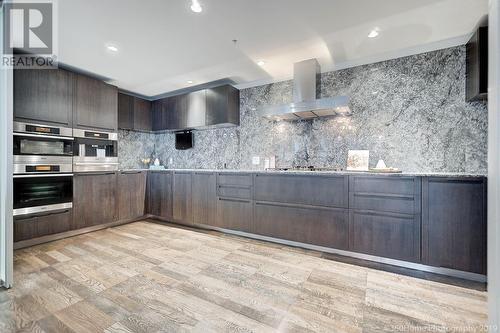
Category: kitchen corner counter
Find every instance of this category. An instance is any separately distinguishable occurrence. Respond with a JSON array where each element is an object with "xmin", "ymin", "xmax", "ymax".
[{"xmin": 119, "ymin": 168, "xmax": 486, "ymax": 178}]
